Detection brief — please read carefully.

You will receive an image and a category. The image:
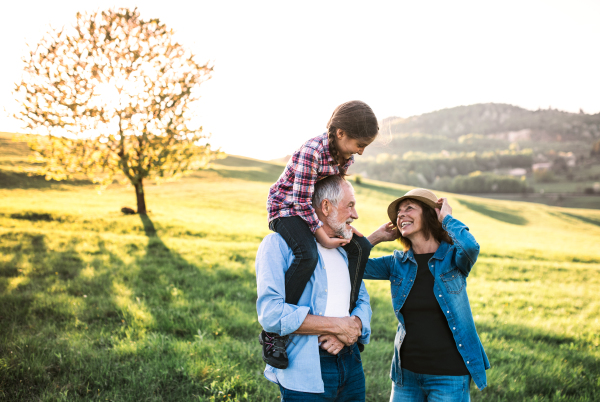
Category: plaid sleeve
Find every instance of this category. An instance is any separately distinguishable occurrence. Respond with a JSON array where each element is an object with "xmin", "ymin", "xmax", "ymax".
[{"xmin": 291, "ymin": 146, "xmax": 322, "ymax": 233}]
